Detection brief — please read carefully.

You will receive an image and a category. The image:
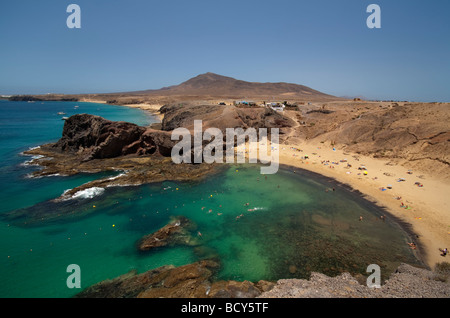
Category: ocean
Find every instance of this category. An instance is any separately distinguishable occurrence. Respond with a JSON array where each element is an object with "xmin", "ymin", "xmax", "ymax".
[{"xmin": 0, "ymin": 100, "xmax": 420, "ymax": 298}]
